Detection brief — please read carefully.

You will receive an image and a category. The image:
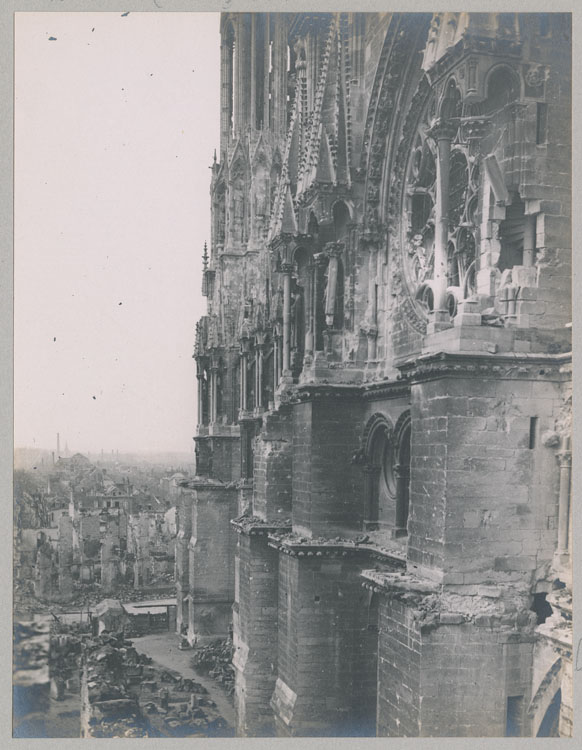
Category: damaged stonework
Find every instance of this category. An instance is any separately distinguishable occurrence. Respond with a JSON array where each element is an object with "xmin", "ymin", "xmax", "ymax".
[
  {"xmin": 13, "ymin": 618, "xmax": 51, "ymax": 724},
  {"xmin": 80, "ymin": 631, "xmax": 232, "ymax": 738},
  {"xmin": 183, "ymin": 10, "xmax": 572, "ymax": 738}
]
